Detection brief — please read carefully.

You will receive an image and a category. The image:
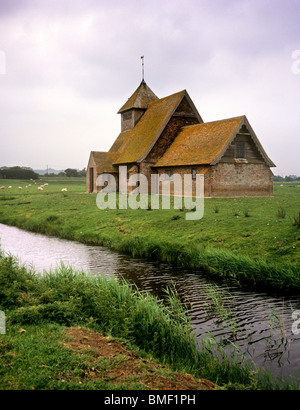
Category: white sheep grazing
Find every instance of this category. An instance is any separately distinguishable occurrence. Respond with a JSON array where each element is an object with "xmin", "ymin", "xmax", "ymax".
[
  {"xmin": 38, "ymin": 187, "xmax": 43, "ymax": 191},
  {"xmin": 8, "ymin": 186, "xmax": 12, "ymax": 189},
  {"xmin": 18, "ymin": 187, "xmax": 22, "ymax": 189},
  {"xmin": 61, "ymin": 188, "xmax": 67, "ymax": 192}
]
